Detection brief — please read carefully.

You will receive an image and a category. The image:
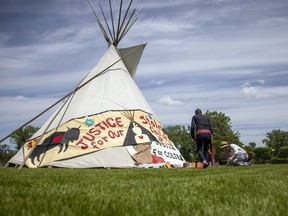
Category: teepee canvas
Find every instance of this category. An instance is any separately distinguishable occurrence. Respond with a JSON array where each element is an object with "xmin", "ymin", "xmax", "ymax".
[{"xmin": 7, "ymin": 0, "xmax": 185, "ymax": 168}]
